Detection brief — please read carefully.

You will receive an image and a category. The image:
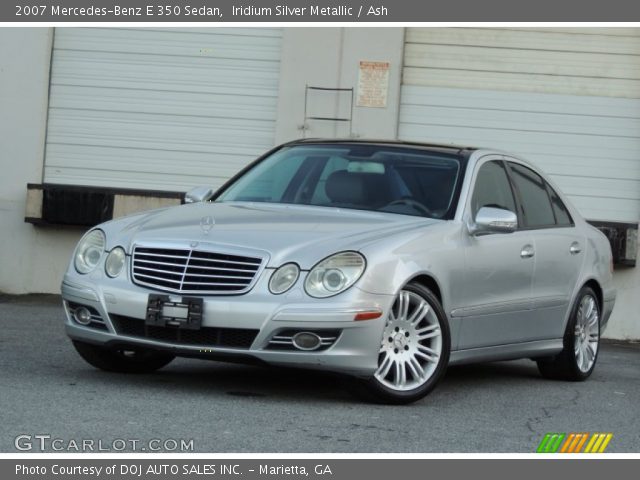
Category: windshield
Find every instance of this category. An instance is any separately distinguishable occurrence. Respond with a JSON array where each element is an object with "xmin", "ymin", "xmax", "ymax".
[{"xmin": 217, "ymin": 144, "xmax": 464, "ymax": 219}]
